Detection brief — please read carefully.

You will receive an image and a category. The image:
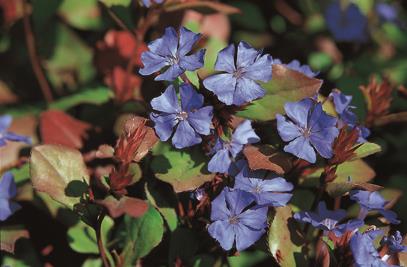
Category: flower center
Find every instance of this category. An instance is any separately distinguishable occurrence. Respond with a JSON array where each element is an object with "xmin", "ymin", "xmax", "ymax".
[
  {"xmin": 168, "ymin": 55, "xmax": 180, "ymax": 65},
  {"xmin": 252, "ymin": 185, "xmax": 262, "ymax": 194},
  {"xmin": 176, "ymin": 111, "xmax": 188, "ymax": 121},
  {"xmin": 301, "ymin": 127, "xmax": 312, "ymax": 138},
  {"xmin": 321, "ymin": 218, "xmax": 337, "ymax": 230},
  {"xmin": 233, "ymin": 67, "xmax": 245, "ymax": 79},
  {"xmin": 229, "ymin": 215, "xmax": 240, "ymax": 225}
]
